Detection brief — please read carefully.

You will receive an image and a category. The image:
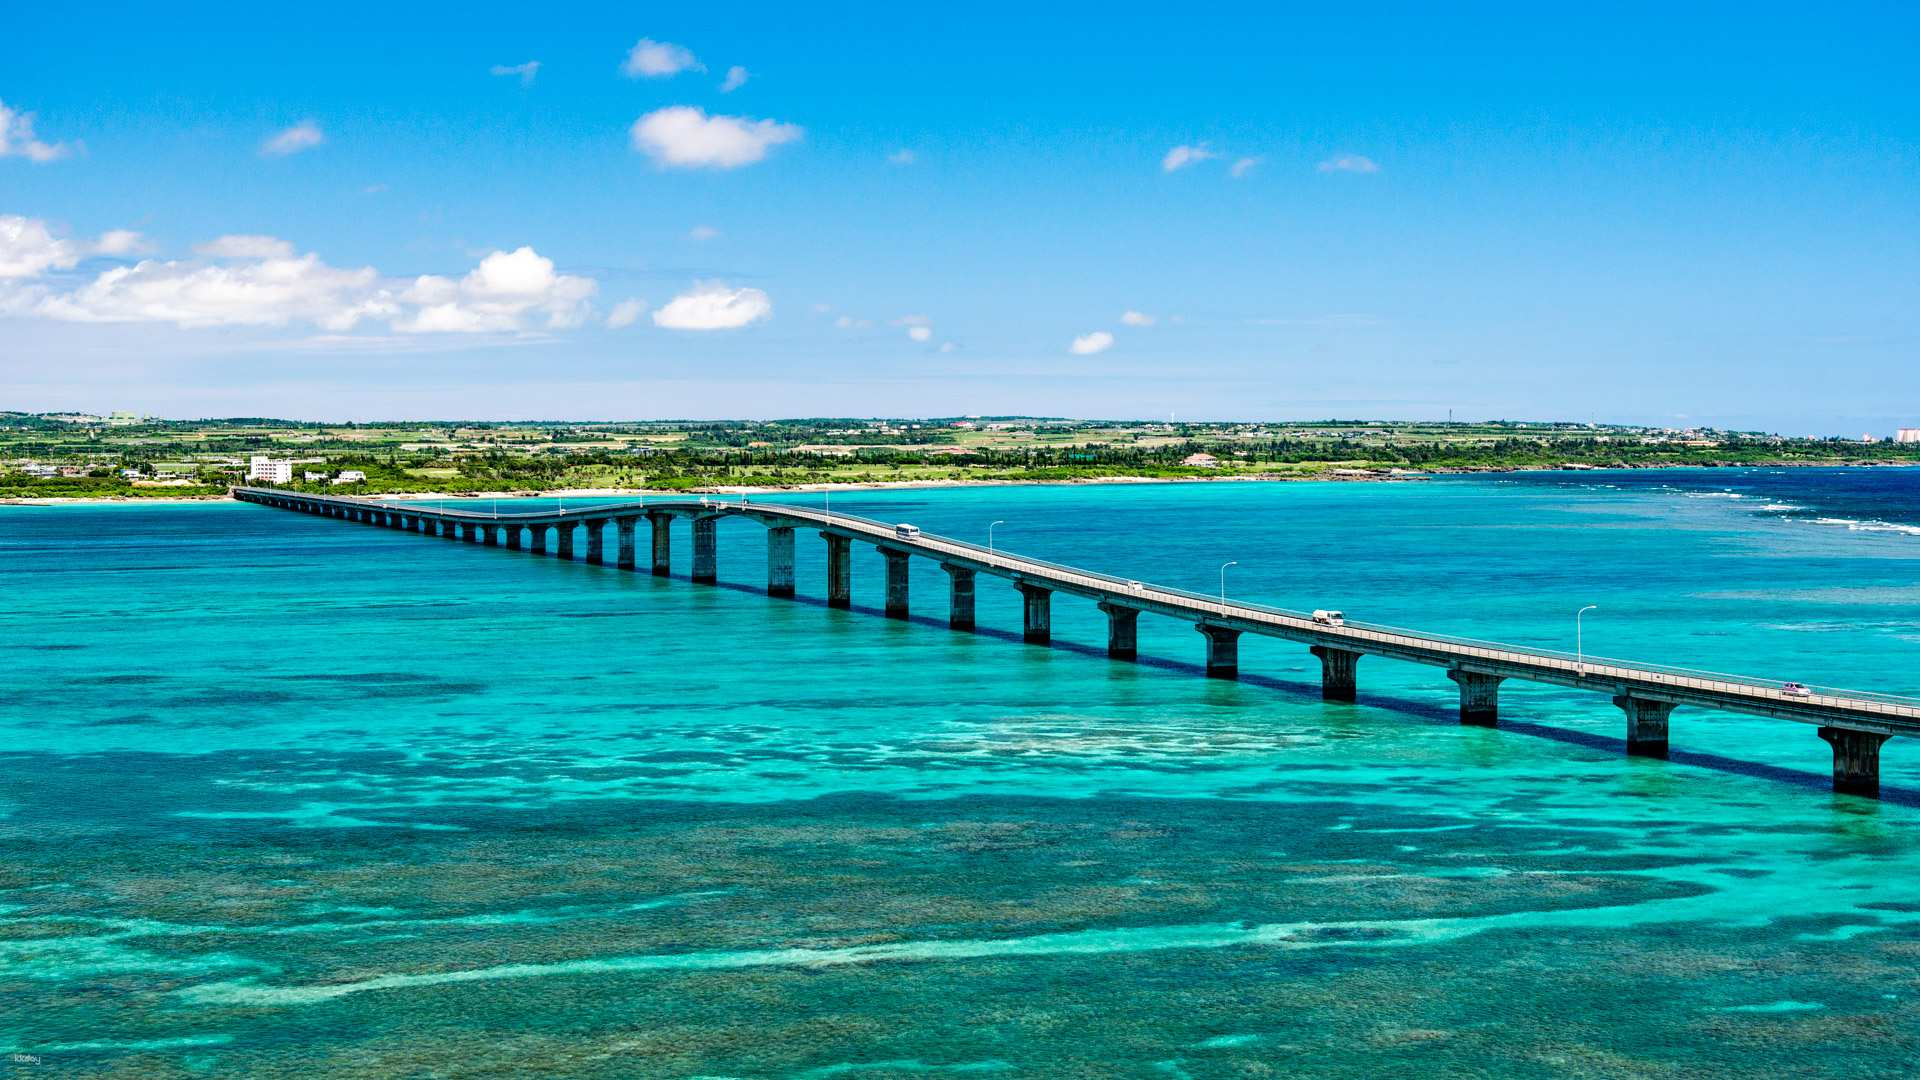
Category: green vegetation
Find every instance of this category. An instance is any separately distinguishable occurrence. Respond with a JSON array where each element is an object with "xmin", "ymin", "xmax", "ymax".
[{"xmin": 2, "ymin": 412, "xmax": 1915, "ymax": 499}]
